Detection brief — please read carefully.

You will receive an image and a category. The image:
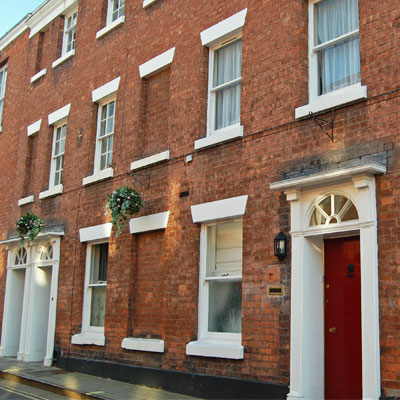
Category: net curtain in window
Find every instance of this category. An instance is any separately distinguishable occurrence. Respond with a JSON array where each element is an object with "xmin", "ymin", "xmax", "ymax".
[{"xmin": 317, "ymin": 0, "xmax": 360, "ymax": 94}]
